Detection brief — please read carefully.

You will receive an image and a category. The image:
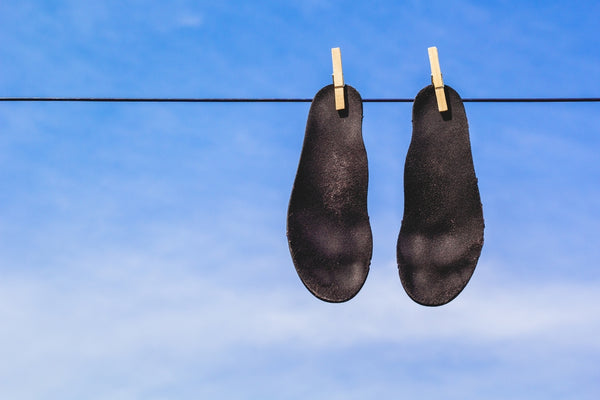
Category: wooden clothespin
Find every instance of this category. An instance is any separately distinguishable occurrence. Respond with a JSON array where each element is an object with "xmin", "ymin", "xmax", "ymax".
[
  {"xmin": 427, "ymin": 46, "xmax": 448, "ymax": 112},
  {"xmin": 331, "ymin": 47, "xmax": 345, "ymax": 110}
]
